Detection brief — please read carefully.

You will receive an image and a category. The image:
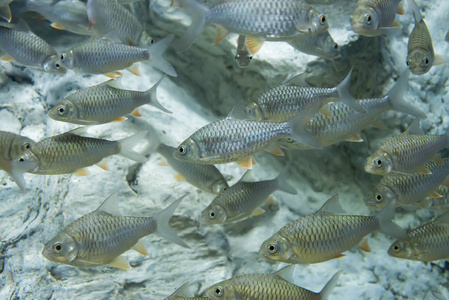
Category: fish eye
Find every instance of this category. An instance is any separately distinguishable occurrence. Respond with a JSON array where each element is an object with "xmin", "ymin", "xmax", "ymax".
[
  {"xmin": 334, "ymin": 43, "xmax": 338, "ymax": 50},
  {"xmin": 22, "ymin": 142, "xmax": 31, "ymax": 151},
  {"xmin": 320, "ymin": 15, "xmax": 326, "ymax": 25},
  {"xmin": 178, "ymin": 145, "xmax": 187, "ymax": 155},
  {"xmin": 55, "ymin": 63, "xmax": 60, "ymax": 69},
  {"xmin": 208, "ymin": 210, "xmax": 216, "ymax": 219},
  {"xmin": 249, "ymin": 56, "xmax": 253, "ymax": 60},
  {"xmin": 60, "ymin": 54, "xmax": 65, "ymax": 61},
  {"xmin": 18, "ymin": 156, "xmax": 25, "ymax": 162},
  {"xmin": 53, "ymin": 242, "xmax": 63, "ymax": 253},
  {"xmin": 375, "ymin": 157, "xmax": 383, "ymax": 168},
  {"xmin": 393, "ymin": 245, "xmax": 400, "ymax": 251},
  {"xmin": 214, "ymin": 286, "xmax": 224, "ymax": 296},
  {"xmin": 268, "ymin": 243, "xmax": 277, "ymax": 253},
  {"xmin": 57, "ymin": 106, "xmax": 66, "ymax": 115},
  {"xmin": 364, "ymin": 13, "xmax": 372, "ymax": 25},
  {"xmin": 150, "ymin": 38, "xmax": 154, "ymax": 44},
  {"xmin": 423, "ymin": 57, "xmax": 429, "ymax": 66},
  {"xmin": 375, "ymin": 193, "xmax": 383, "ymax": 202}
]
